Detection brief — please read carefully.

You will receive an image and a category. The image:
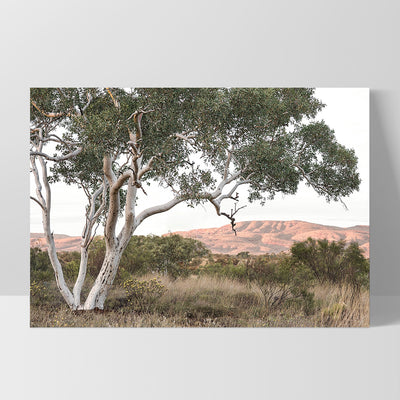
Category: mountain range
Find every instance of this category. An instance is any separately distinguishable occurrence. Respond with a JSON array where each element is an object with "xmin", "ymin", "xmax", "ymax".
[
  {"xmin": 30, "ymin": 220, "xmax": 370, "ymax": 258},
  {"xmin": 170, "ymin": 220, "xmax": 369, "ymax": 257}
]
